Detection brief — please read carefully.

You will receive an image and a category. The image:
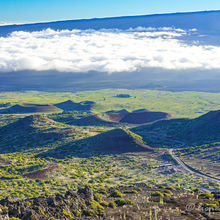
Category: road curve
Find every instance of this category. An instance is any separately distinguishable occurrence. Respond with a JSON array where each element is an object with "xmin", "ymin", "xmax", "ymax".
[{"xmin": 168, "ymin": 149, "xmax": 220, "ymax": 184}]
